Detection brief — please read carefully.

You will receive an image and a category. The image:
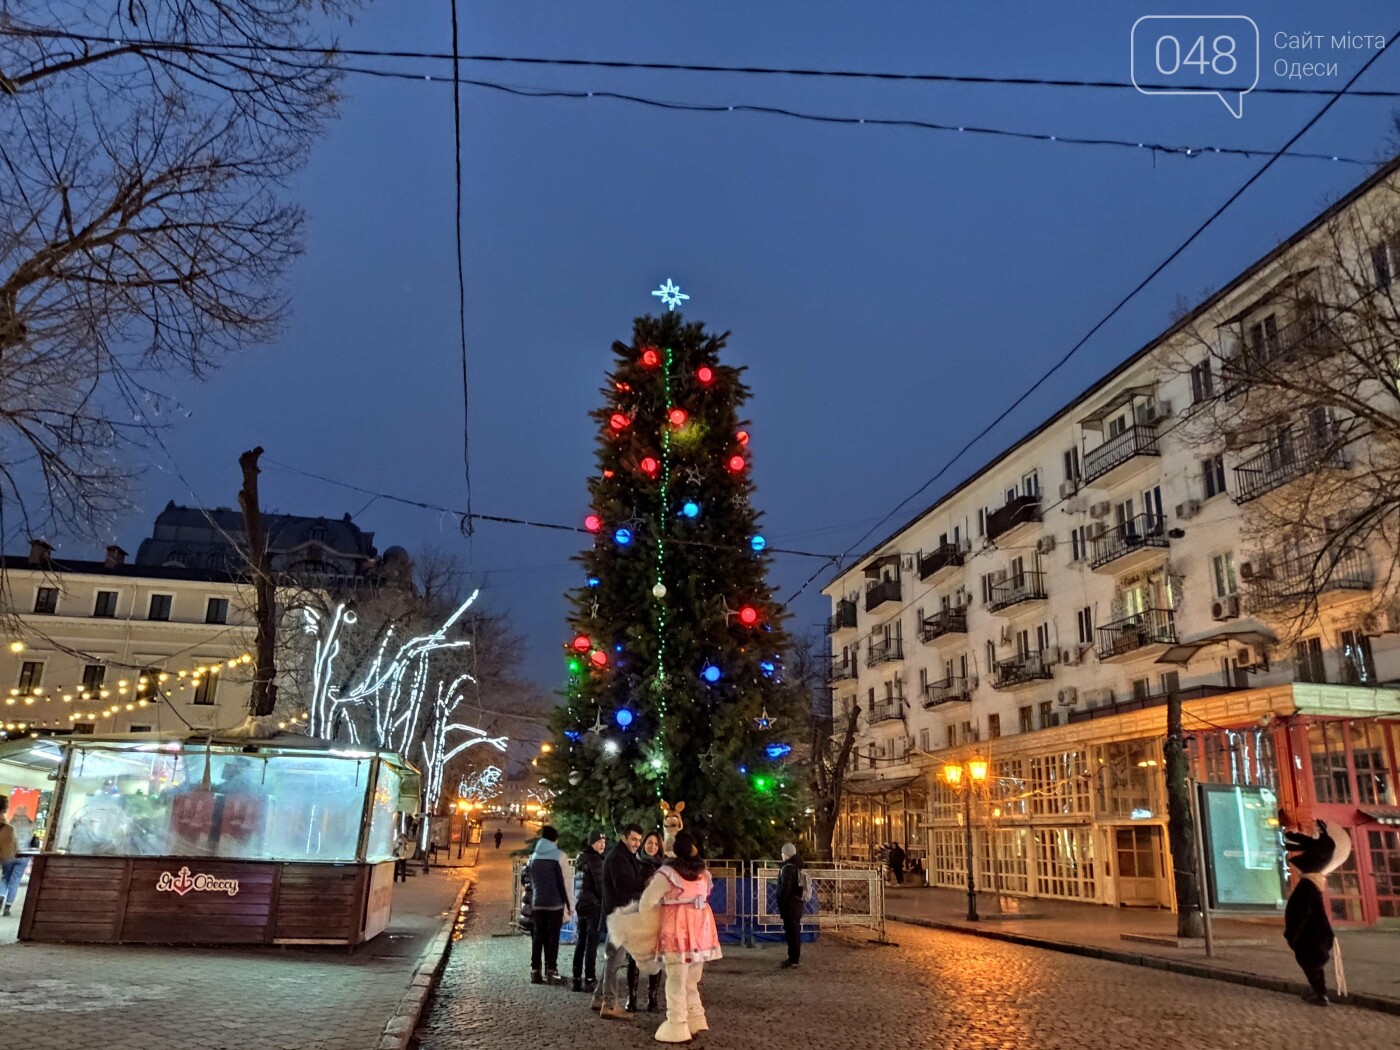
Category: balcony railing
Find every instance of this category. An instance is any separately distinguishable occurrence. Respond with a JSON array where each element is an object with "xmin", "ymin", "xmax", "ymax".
[
  {"xmin": 986, "ymin": 494, "xmax": 1042, "ymax": 542},
  {"xmin": 830, "ymin": 660, "xmax": 857, "ymax": 682},
  {"xmin": 918, "ymin": 543, "xmax": 964, "ymax": 580},
  {"xmin": 987, "ymin": 570, "xmax": 1048, "ymax": 612},
  {"xmin": 1082, "ymin": 423, "xmax": 1160, "ymax": 483},
  {"xmin": 991, "ymin": 650, "xmax": 1053, "ymax": 689},
  {"xmin": 868, "ymin": 700, "xmax": 905, "ymax": 724},
  {"xmin": 1095, "ymin": 608, "xmax": 1177, "ymax": 661},
  {"xmin": 1243, "ymin": 544, "xmax": 1374, "ymax": 607},
  {"xmin": 1222, "ymin": 312, "xmax": 1338, "ymax": 397},
  {"xmin": 1233, "ymin": 421, "xmax": 1348, "ymax": 504},
  {"xmin": 826, "ymin": 599, "xmax": 858, "ymax": 634},
  {"xmin": 919, "ymin": 607, "xmax": 968, "ymax": 643},
  {"xmin": 1089, "ymin": 513, "xmax": 1169, "ymax": 570},
  {"xmin": 866, "ymin": 638, "xmax": 904, "ymax": 667},
  {"xmin": 865, "ymin": 577, "xmax": 901, "ymax": 612},
  {"xmin": 1067, "ymin": 684, "xmax": 1245, "ymax": 724},
  {"xmin": 923, "ymin": 675, "xmax": 972, "ymax": 708}
]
